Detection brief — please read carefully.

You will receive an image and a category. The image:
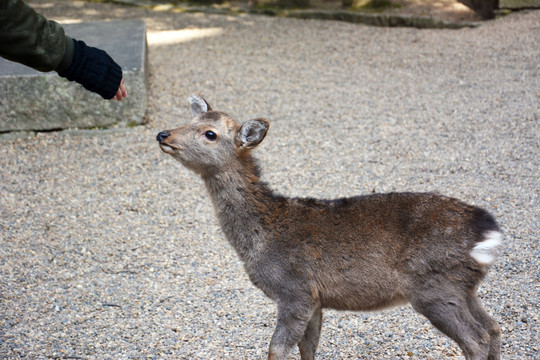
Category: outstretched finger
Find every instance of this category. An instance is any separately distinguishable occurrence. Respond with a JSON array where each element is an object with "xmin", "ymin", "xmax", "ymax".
[{"xmin": 119, "ymin": 78, "xmax": 127, "ymax": 98}]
